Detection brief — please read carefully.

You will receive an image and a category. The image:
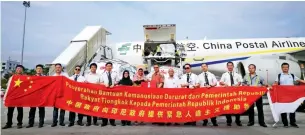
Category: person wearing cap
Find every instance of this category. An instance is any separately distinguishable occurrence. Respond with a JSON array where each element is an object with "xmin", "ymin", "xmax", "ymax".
[
  {"xmin": 68, "ymin": 65, "xmax": 86, "ymax": 127},
  {"xmin": 2, "ymin": 65, "xmax": 25, "ymax": 129},
  {"xmin": 26, "ymin": 64, "xmax": 46, "ymax": 128},
  {"xmin": 51, "ymin": 63, "xmax": 69, "ymax": 127}
]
